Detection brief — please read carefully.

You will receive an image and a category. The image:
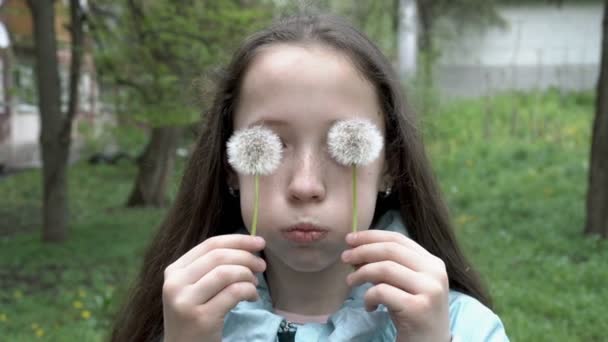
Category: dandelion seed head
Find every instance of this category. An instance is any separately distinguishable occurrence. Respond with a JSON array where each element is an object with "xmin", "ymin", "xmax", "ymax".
[
  {"xmin": 327, "ymin": 119, "xmax": 383, "ymax": 166},
  {"xmin": 227, "ymin": 125, "xmax": 283, "ymax": 175}
]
